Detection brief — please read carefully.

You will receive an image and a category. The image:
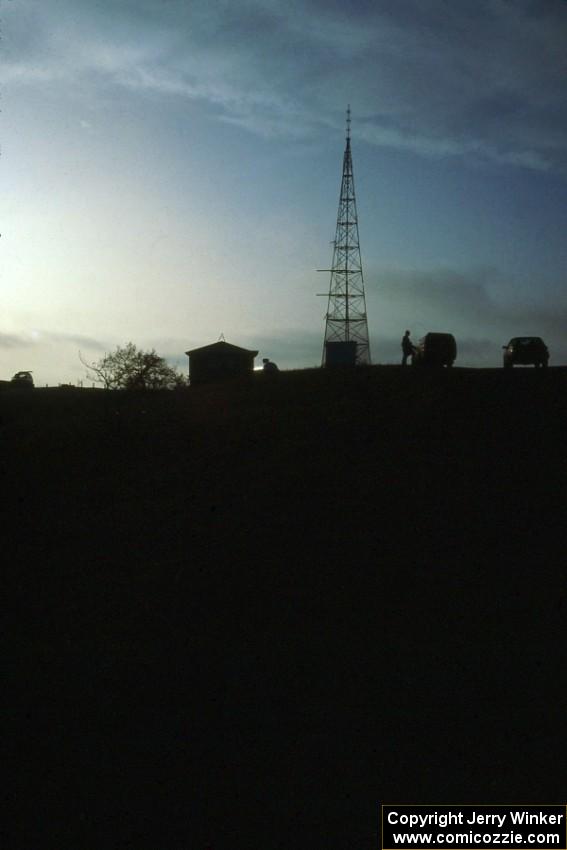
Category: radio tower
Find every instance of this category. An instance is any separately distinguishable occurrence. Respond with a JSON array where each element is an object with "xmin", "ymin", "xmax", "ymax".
[{"xmin": 320, "ymin": 106, "xmax": 371, "ymax": 366}]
